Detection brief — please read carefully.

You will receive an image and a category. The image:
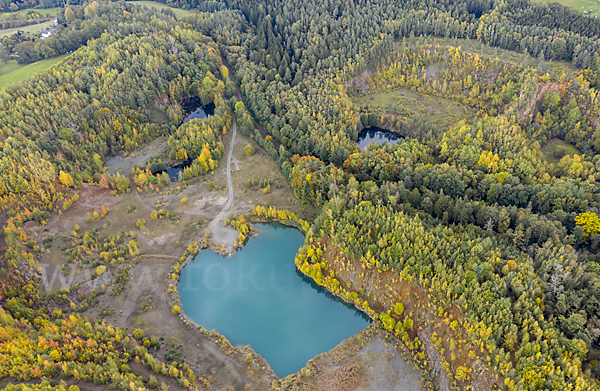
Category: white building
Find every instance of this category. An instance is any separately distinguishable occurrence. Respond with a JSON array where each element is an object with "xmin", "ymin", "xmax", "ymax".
[{"xmin": 40, "ymin": 19, "xmax": 58, "ymax": 39}]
